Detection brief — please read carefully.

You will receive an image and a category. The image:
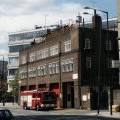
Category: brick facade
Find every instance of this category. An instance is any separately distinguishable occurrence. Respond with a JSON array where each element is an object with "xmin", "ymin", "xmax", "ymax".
[{"xmin": 19, "ymin": 19, "xmax": 119, "ymax": 109}]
